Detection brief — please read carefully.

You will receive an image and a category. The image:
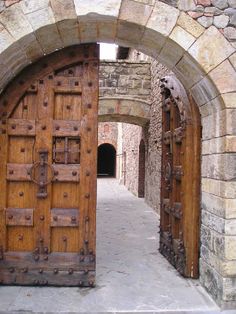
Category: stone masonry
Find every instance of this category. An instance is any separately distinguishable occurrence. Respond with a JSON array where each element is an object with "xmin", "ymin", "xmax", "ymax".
[
  {"xmin": 161, "ymin": 0, "xmax": 236, "ymax": 45},
  {"xmin": 0, "ymin": 0, "xmax": 235, "ymax": 309}
]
